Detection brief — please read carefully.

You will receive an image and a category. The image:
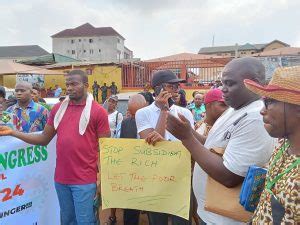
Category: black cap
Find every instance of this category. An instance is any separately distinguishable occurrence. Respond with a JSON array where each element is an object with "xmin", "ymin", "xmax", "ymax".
[
  {"xmin": 0, "ymin": 86, "xmax": 6, "ymax": 98},
  {"xmin": 151, "ymin": 70, "xmax": 186, "ymax": 87}
]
